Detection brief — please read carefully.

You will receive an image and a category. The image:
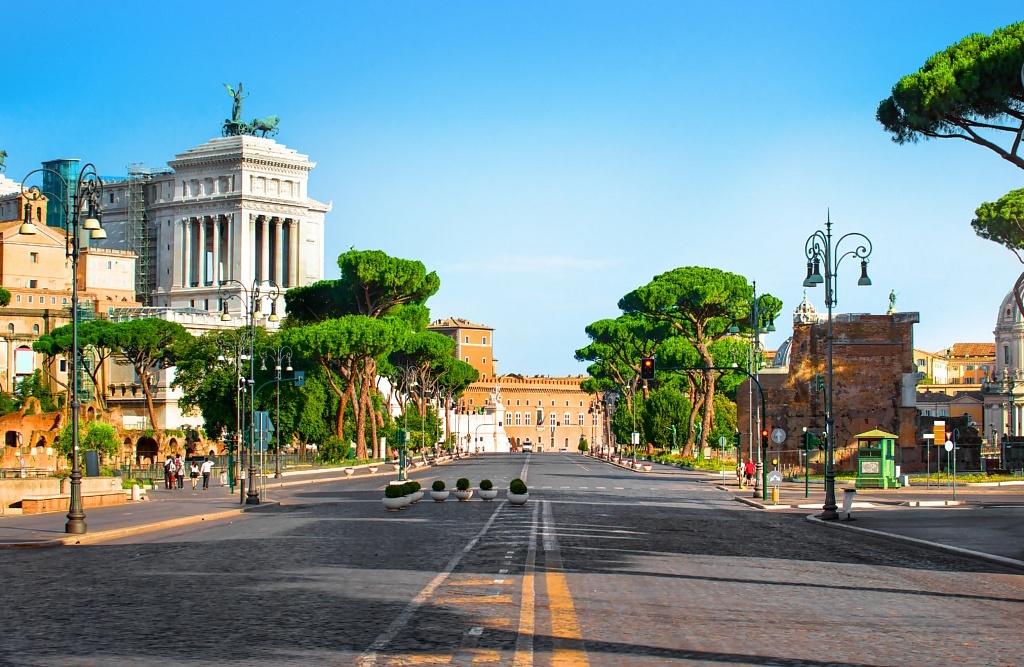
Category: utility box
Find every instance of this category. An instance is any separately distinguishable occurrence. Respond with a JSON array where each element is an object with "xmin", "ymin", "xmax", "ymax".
[{"xmin": 854, "ymin": 430, "xmax": 900, "ymax": 489}]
